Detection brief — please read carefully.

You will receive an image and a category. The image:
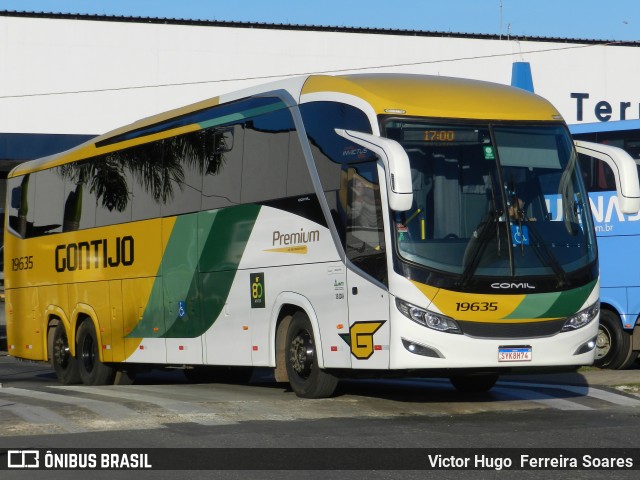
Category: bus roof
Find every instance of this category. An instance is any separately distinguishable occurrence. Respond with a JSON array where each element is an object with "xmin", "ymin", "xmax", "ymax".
[
  {"xmin": 302, "ymin": 74, "xmax": 562, "ymax": 121},
  {"xmin": 9, "ymin": 73, "xmax": 563, "ymax": 177}
]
